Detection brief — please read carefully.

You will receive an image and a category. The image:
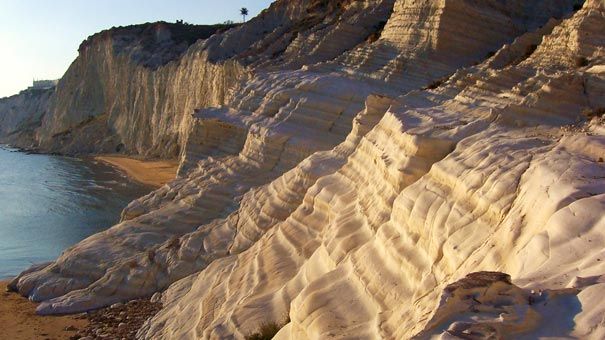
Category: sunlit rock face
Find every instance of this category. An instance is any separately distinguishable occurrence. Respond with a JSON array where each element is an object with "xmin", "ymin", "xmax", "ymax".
[
  {"xmin": 1, "ymin": 0, "xmax": 398, "ymax": 157},
  {"xmin": 7, "ymin": 0, "xmax": 605, "ymax": 339}
]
